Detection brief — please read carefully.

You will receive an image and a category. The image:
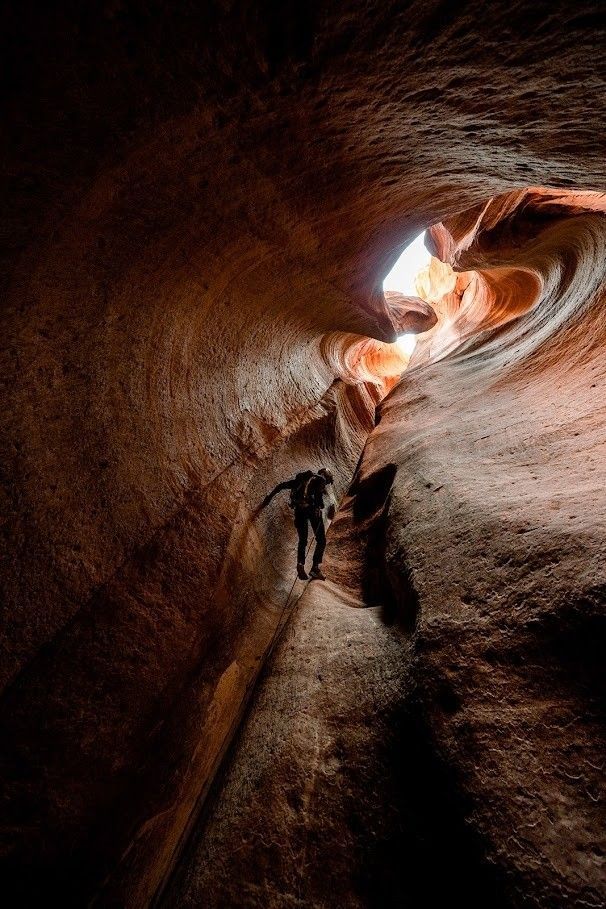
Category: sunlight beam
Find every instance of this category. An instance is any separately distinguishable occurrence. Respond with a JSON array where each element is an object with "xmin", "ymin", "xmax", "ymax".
[{"xmin": 383, "ymin": 231, "xmax": 431, "ymax": 358}]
